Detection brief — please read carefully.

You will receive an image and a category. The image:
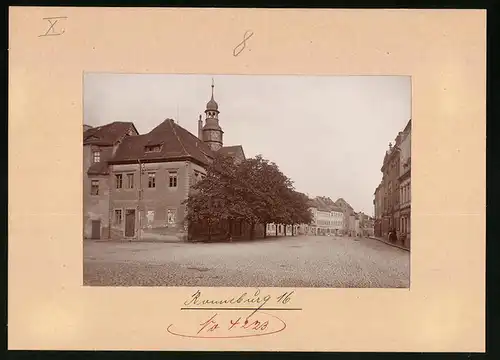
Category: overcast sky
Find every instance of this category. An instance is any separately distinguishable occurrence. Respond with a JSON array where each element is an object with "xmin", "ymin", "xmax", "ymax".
[{"xmin": 84, "ymin": 73, "xmax": 411, "ymax": 215}]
